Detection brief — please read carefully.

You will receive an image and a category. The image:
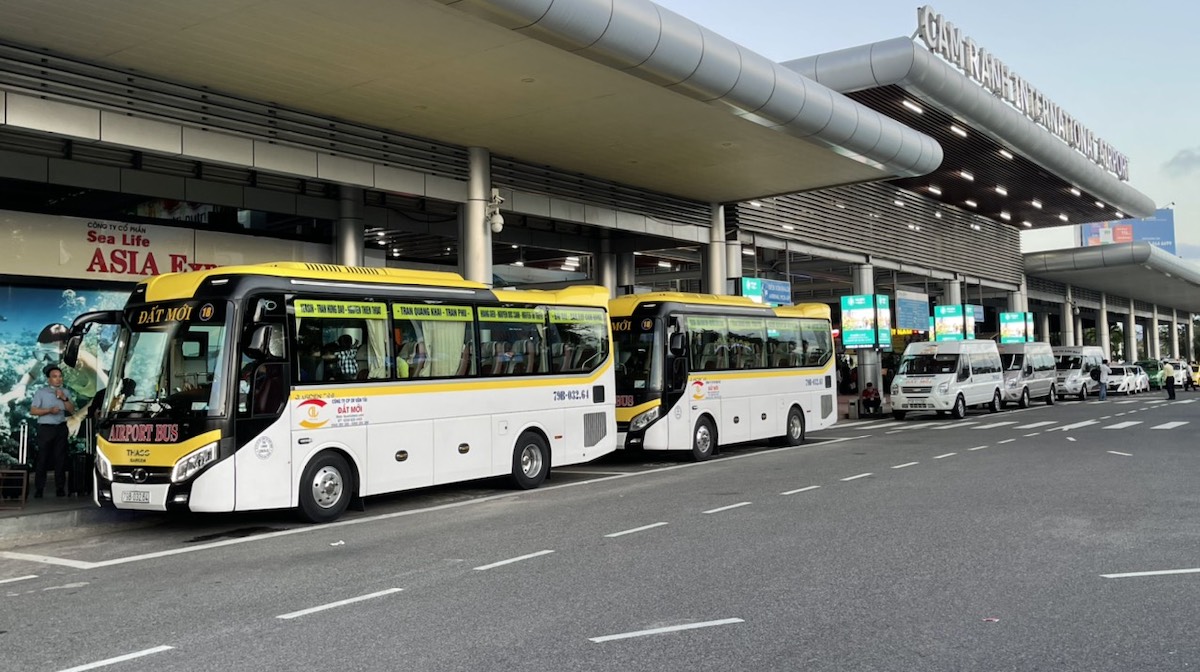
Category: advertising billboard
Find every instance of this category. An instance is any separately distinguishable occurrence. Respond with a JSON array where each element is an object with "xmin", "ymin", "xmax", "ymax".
[
  {"xmin": 740, "ymin": 277, "xmax": 792, "ymax": 306},
  {"xmin": 1025, "ymin": 312, "xmax": 1035, "ymax": 342},
  {"xmin": 1081, "ymin": 208, "xmax": 1176, "ymax": 255},
  {"xmin": 840, "ymin": 294, "xmax": 877, "ymax": 348},
  {"xmin": 1000, "ymin": 312, "xmax": 1027, "ymax": 343},
  {"xmin": 876, "ymin": 295, "xmax": 892, "ymax": 351},
  {"xmin": 934, "ymin": 305, "xmax": 964, "ymax": 342}
]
